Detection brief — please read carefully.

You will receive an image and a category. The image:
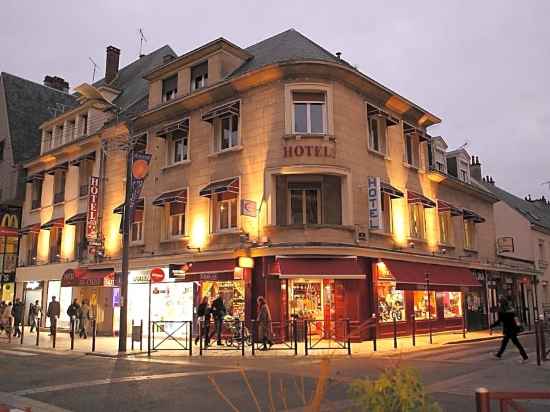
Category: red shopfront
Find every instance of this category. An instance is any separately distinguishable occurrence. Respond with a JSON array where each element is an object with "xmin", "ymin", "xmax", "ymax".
[{"xmin": 374, "ymin": 259, "xmax": 482, "ymax": 337}]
